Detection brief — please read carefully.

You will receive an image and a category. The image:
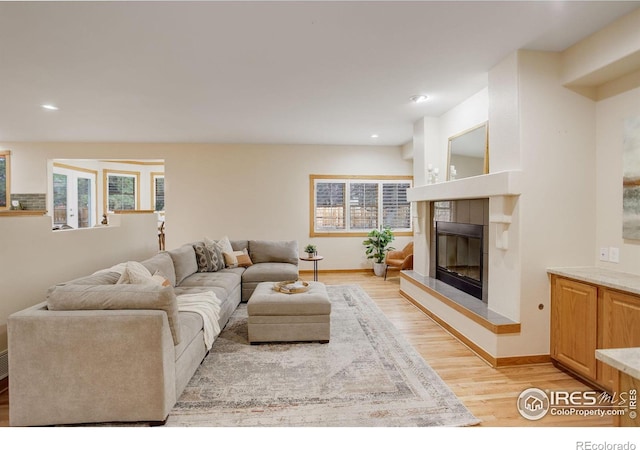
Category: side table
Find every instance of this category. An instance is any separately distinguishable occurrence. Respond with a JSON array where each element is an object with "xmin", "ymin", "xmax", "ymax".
[{"xmin": 299, "ymin": 255, "xmax": 324, "ymax": 281}]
